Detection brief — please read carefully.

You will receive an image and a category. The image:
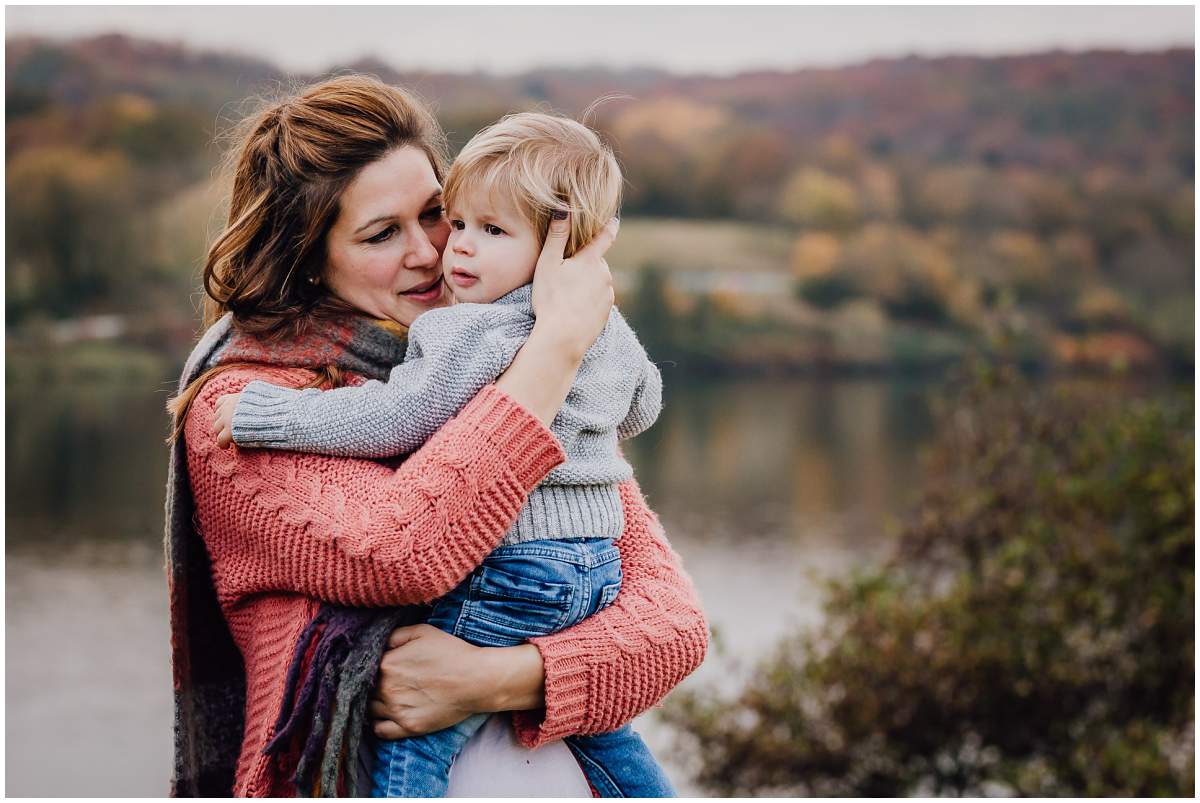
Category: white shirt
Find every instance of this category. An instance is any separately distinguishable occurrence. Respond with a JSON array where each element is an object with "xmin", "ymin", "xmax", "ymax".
[{"xmin": 447, "ymin": 714, "xmax": 593, "ymax": 798}]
